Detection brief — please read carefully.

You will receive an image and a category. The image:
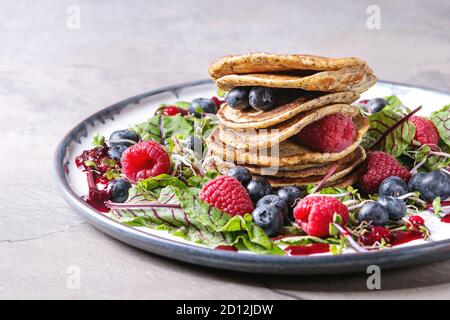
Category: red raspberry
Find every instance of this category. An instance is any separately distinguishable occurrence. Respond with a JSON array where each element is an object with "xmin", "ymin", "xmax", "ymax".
[
  {"xmin": 121, "ymin": 141, "xmax": 170, "ymax": 182},
  {"xmin": 200, "ymin": 176, "xmax": 254, "ymax": 216},
  {"xmin": 211, "ymin": 96, "xmax": 224, "ymax": 108},
  {"xmin": 410, "ymin": 116, "xmax": 439, "ymax": 147},
  {"xmin": 293, "ymin": 196, "xmax": 349, "ymax": 238},
  {"xmin": 163, "ymin": 106, "xmax": 186, "ymax": 116},
  {"xmin": 359, "ymin": 151, "xmax": 411, "ymax": 194},
  {"xmin": 359, "ymin": 226, "xmax": 393, "ymax": 246},
  {"xmin": 408, "ymin": 215, "xmax": 425, "ymax": 228},
  {"xmin": 295, "ymin": 114, "xmax": 356, "ymax": 153}
]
